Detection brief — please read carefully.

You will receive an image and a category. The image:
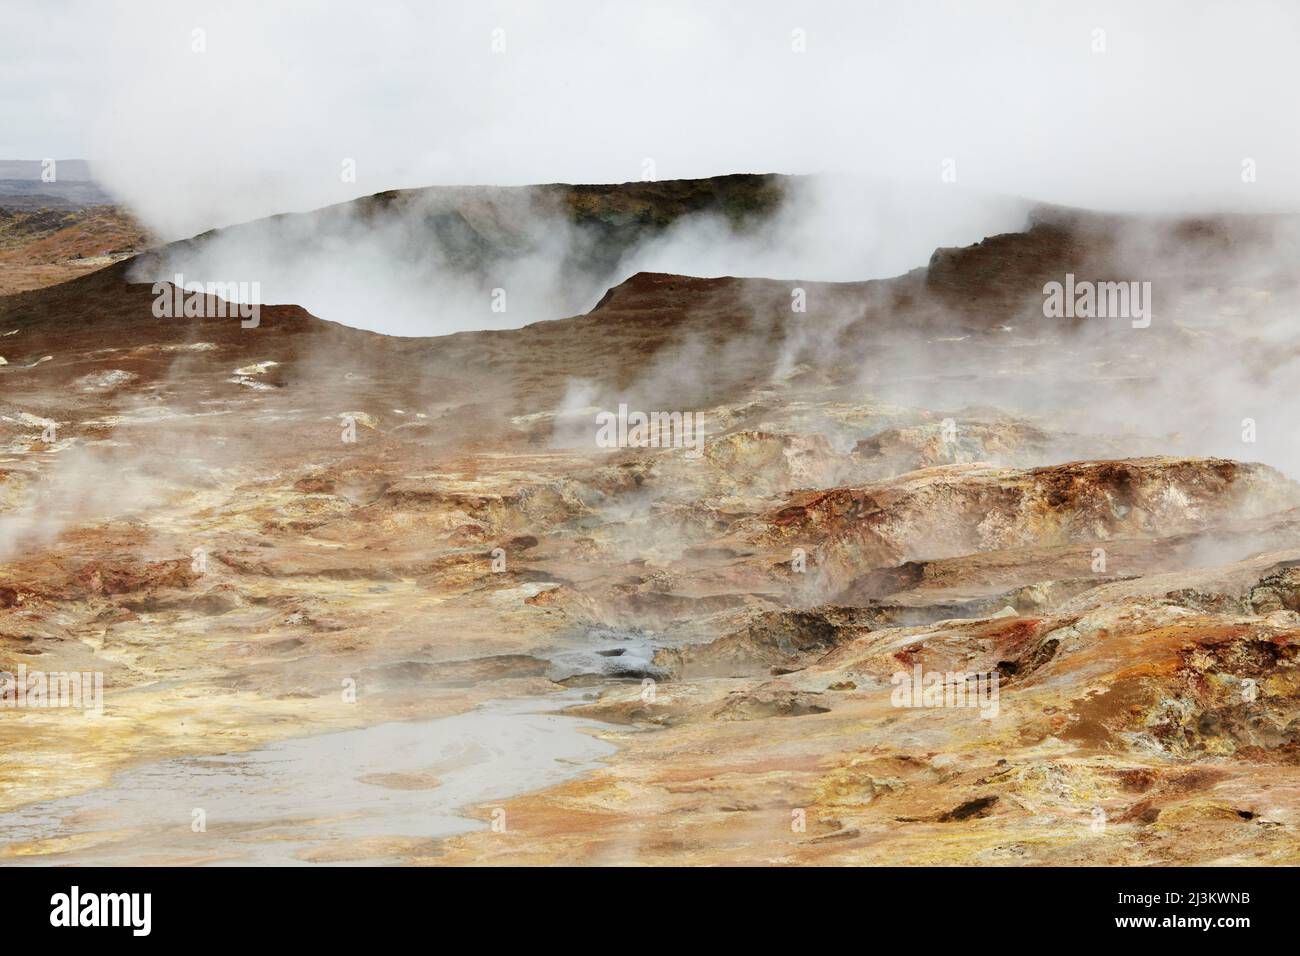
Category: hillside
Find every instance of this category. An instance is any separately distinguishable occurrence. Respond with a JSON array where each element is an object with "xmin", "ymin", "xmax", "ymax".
[{"xmin": 2, "ymin": 177, "xmax": 1299, "ymax": 864}]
